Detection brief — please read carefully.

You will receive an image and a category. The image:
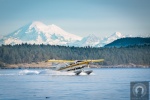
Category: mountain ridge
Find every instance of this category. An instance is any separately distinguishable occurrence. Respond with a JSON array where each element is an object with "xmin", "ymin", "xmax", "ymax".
[{"xmin": 1, "ymin": 21, "xmax": 148, "ymax": 47}]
